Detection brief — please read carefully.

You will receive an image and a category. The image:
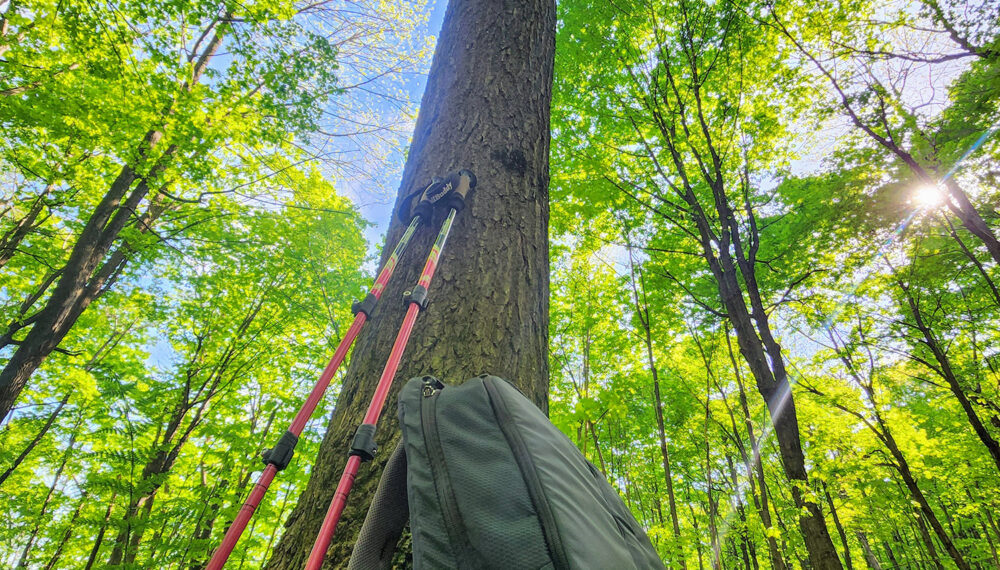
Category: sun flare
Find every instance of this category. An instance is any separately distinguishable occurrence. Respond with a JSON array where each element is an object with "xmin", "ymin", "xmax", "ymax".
[{"xmin": 913, "ymin": 184, "xmax": 946, "ymax": 209}]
